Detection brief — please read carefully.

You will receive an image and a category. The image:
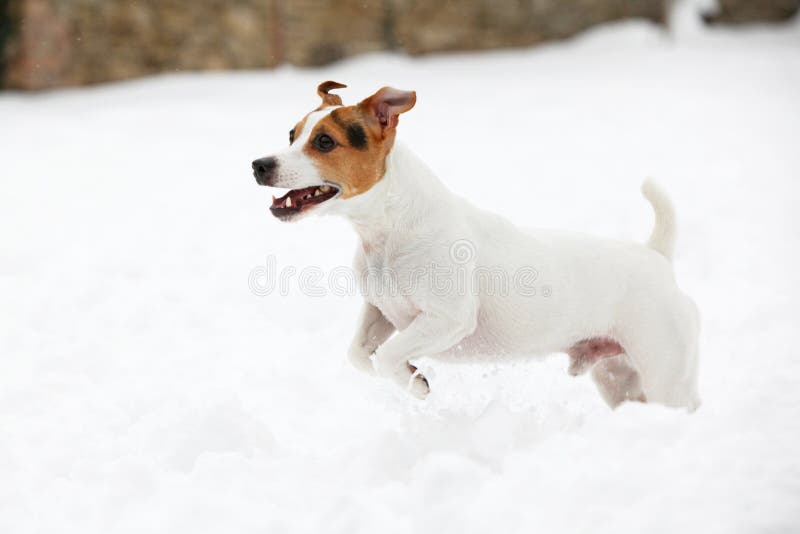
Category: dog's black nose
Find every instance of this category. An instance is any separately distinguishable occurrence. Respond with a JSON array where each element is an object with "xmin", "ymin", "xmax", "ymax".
[{"xmin": 252, "ymin": 157, "xmax": 277, "ymax": 185}]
